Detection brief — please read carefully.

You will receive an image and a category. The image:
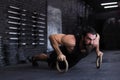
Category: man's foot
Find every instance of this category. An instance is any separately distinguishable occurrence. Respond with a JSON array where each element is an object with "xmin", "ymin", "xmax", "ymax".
[{"xmin": 27, "ymin": 56, "xmax": 39, "ymax": 67}]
